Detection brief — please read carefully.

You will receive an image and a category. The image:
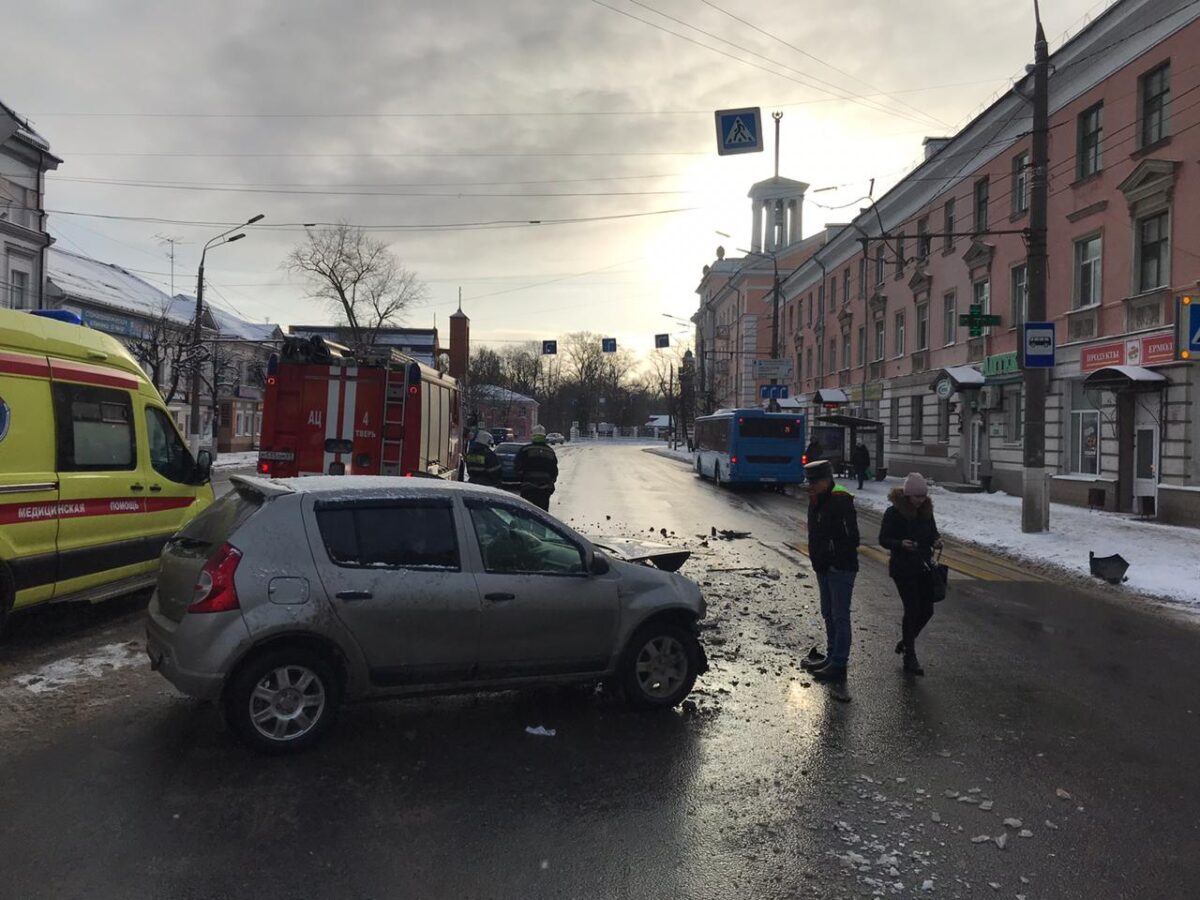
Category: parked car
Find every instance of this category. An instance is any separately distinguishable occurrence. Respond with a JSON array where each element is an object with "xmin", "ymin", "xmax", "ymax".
[
  {"xmin": 546, "ymin": 432, "xmax": 566, "ymax": 445},
  {"xmin": 145, "ymin": 476, "xmax": 707, "ymax": 753},
  {"xmin": 493, "ymin": 441, "xmax": 527, "ymax": 483},
  {"xmin": 490, "ymin": 427, "xmax": 515, "ymax": 445}
]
